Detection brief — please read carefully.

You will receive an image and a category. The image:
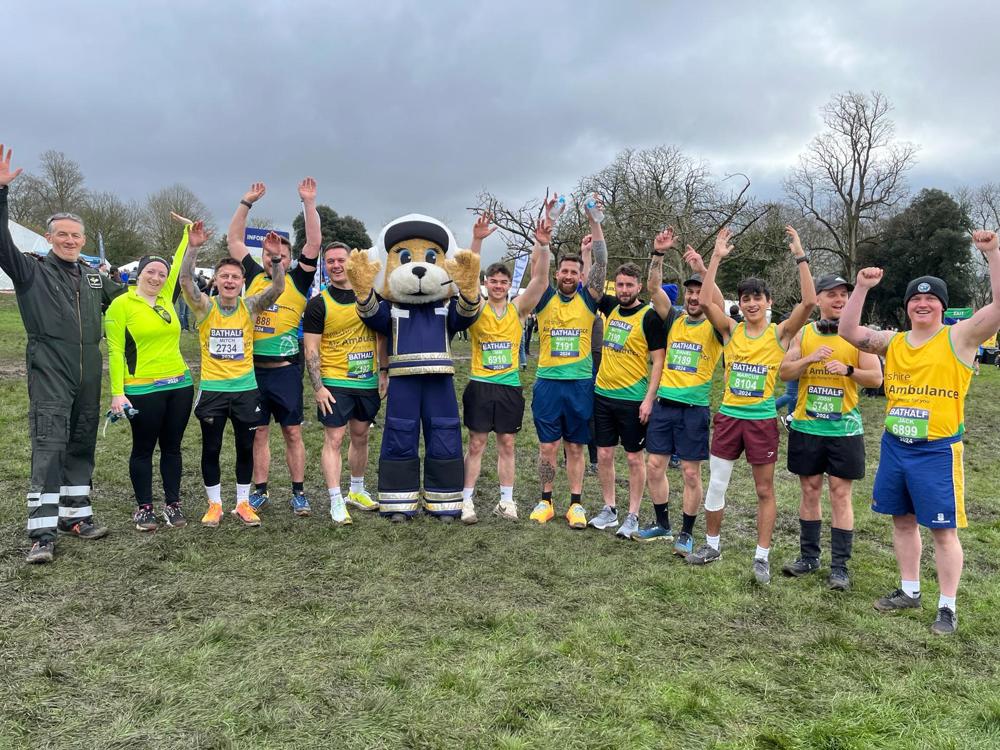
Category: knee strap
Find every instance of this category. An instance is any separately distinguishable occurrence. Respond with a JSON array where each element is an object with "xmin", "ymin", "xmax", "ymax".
[{"xmin": 704, "ymin": 455, "xmax": 735, "ymax": 512}]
